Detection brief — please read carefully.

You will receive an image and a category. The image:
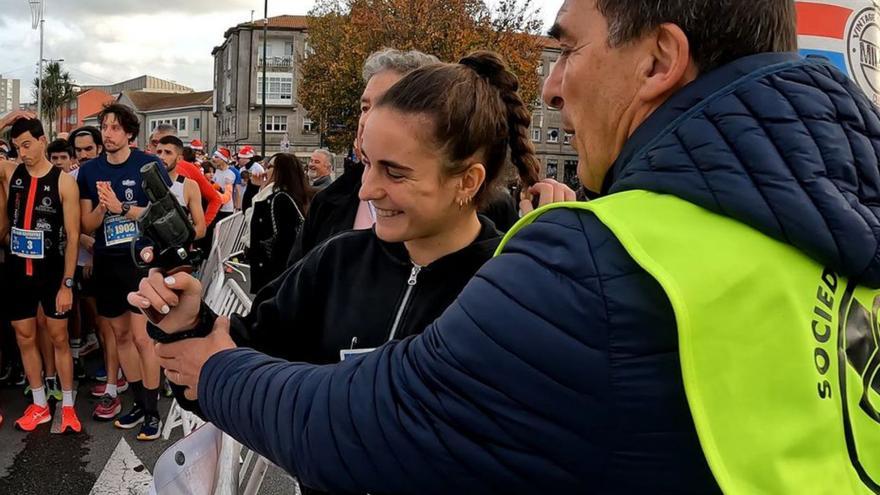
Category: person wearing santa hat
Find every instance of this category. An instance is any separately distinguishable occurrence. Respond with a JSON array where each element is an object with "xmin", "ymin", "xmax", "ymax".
[
  {"xmin": 190, "ymin": 139, "xmax": 206, "ymax": 163},
  {"xmin": 211, "ymin": 148, "xmax": 239, "ymax": 219},
  {"xmin": 236, "ymin": 146, "xmax": 265, "ymax": 211}
]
